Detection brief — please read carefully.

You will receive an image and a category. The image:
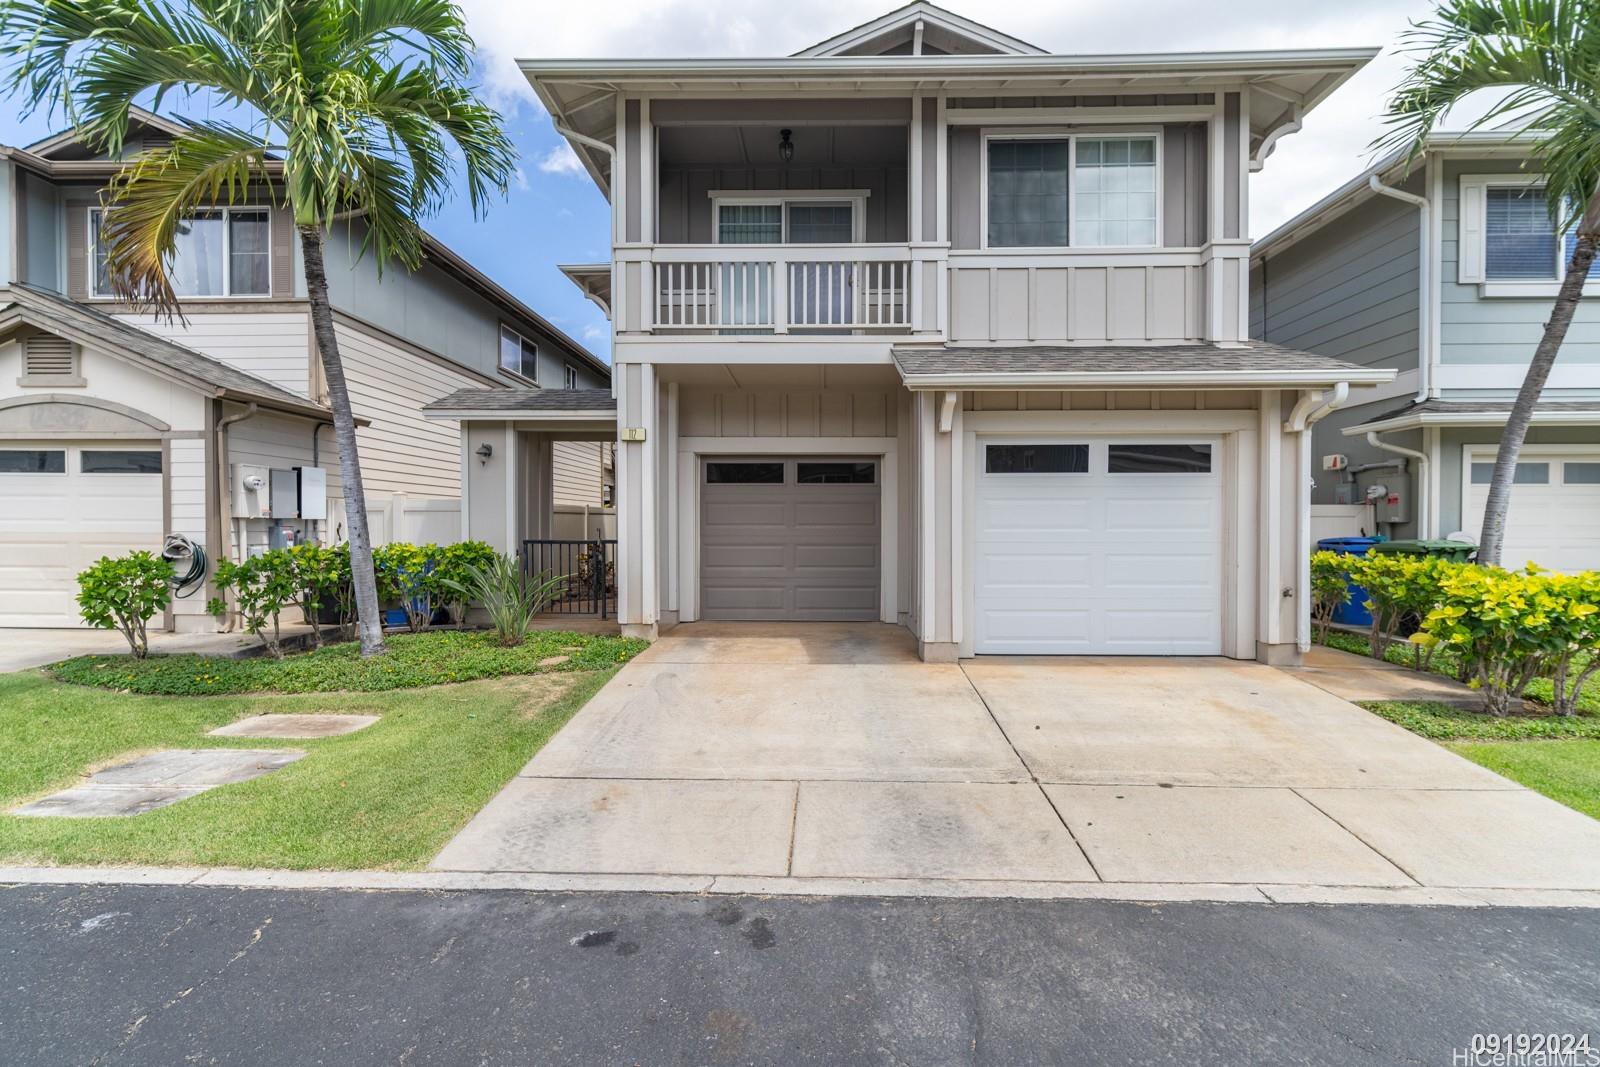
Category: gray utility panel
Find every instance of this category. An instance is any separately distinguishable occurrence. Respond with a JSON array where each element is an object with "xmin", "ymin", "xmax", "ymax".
[{"xmin": 699, "ymin": 457, "xmax": 880, "ymax": 621}]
